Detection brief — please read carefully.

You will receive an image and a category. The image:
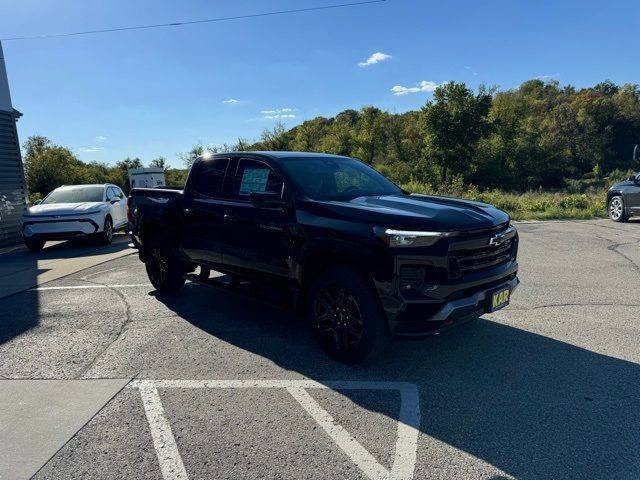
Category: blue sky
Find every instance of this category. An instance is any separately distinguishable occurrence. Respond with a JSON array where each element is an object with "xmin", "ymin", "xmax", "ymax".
[{"xmin": 2, "ymin": 0, "xmax": 639, "ymax": 167}]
